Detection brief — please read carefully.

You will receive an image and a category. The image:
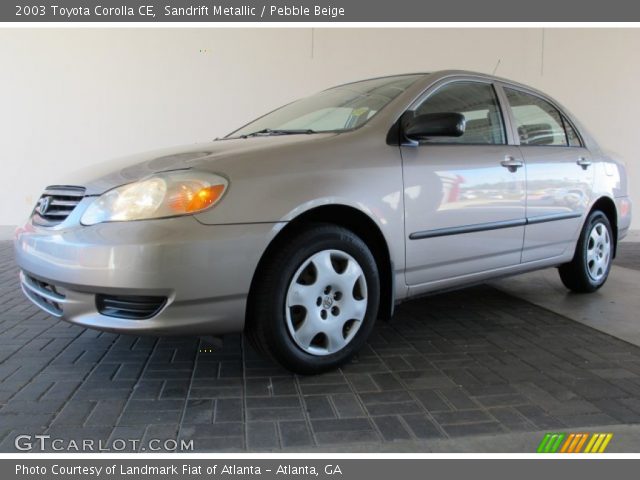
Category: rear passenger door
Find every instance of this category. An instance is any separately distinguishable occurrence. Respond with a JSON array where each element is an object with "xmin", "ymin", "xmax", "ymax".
[{"xmin": 501, "ymin": 86, "xmax": 595, "ymax": 263}]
